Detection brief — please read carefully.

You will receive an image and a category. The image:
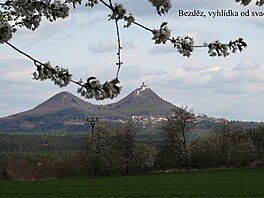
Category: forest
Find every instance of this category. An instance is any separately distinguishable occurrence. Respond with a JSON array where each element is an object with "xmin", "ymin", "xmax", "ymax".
[{"xmin": 1, "ymin": 108, "xmax": 264, "ymax": 181}]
